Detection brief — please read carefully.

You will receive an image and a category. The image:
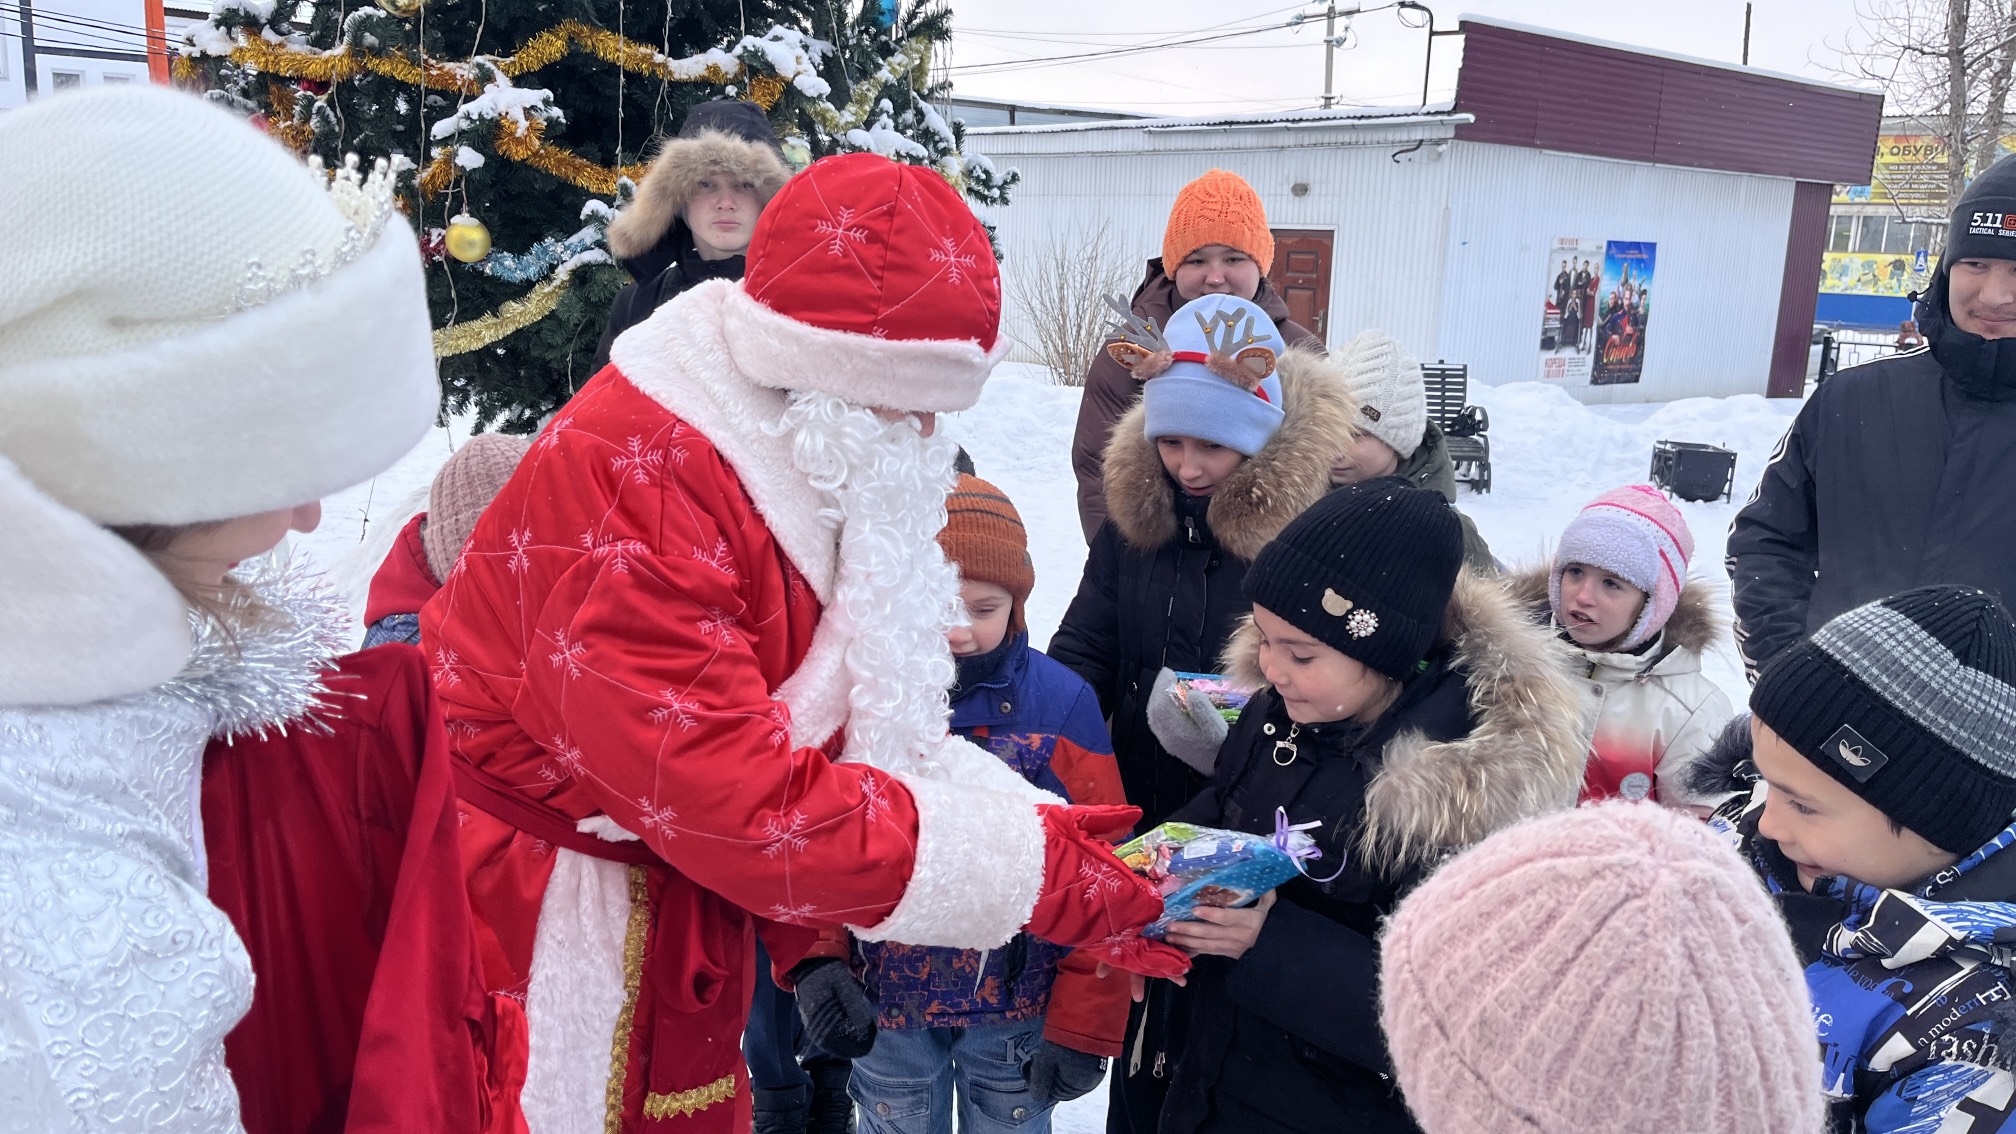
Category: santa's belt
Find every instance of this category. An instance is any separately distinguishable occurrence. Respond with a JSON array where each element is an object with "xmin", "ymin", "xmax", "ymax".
[{"xmin": 453, "ymin": 754, "xmax": 661, "ymax": 866}]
